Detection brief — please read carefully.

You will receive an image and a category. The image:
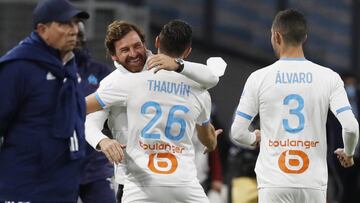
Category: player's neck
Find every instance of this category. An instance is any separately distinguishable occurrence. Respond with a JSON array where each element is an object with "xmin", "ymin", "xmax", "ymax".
[{"xmin": 279, "ymin": 46, "xmax": 305, "ymax": 59}]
